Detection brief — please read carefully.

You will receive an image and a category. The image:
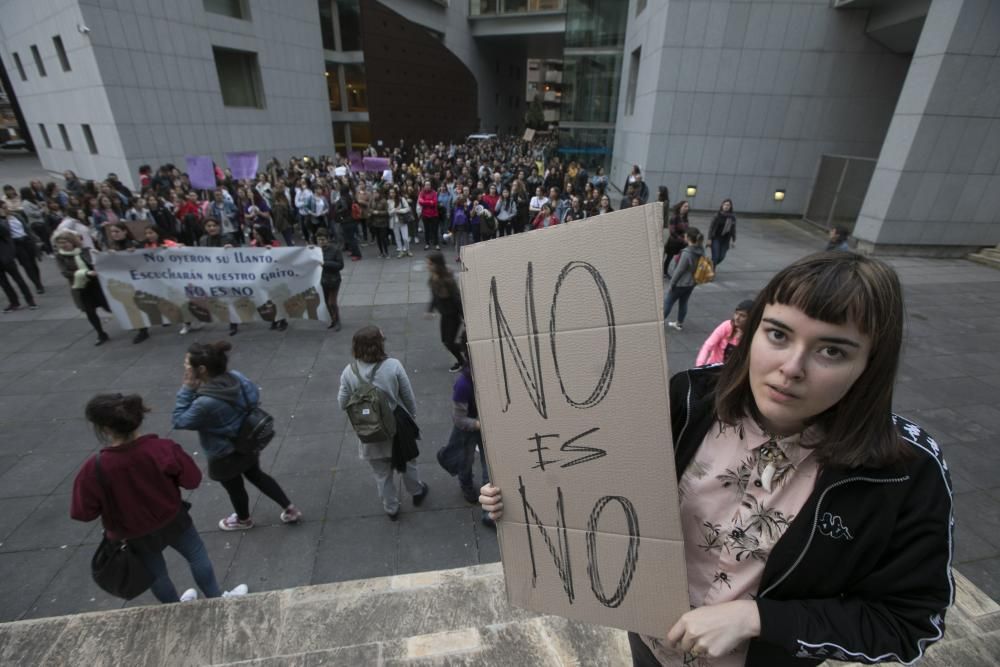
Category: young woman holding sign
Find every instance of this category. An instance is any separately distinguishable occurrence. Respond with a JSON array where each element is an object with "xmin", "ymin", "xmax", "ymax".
[{"xmin": 480, "ymin": 252, "xmax": 952, "ymax": 667}]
